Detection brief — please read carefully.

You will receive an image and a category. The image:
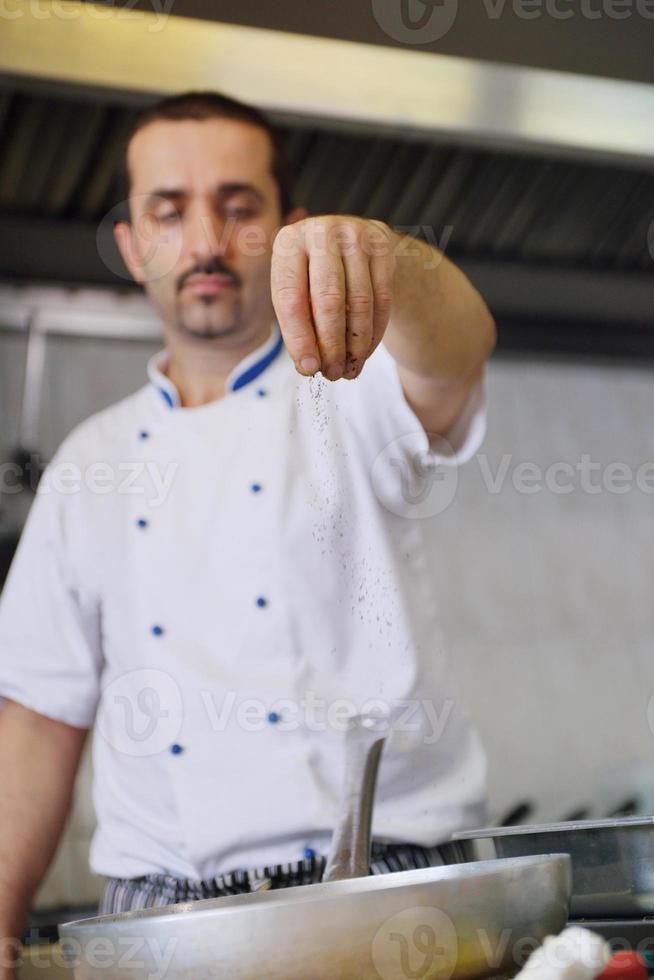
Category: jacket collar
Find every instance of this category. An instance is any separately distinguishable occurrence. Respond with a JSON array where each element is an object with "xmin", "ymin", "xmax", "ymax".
[{"xmin": 147, "ymin": 322, "xmax": 284, "ymax": 410}]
